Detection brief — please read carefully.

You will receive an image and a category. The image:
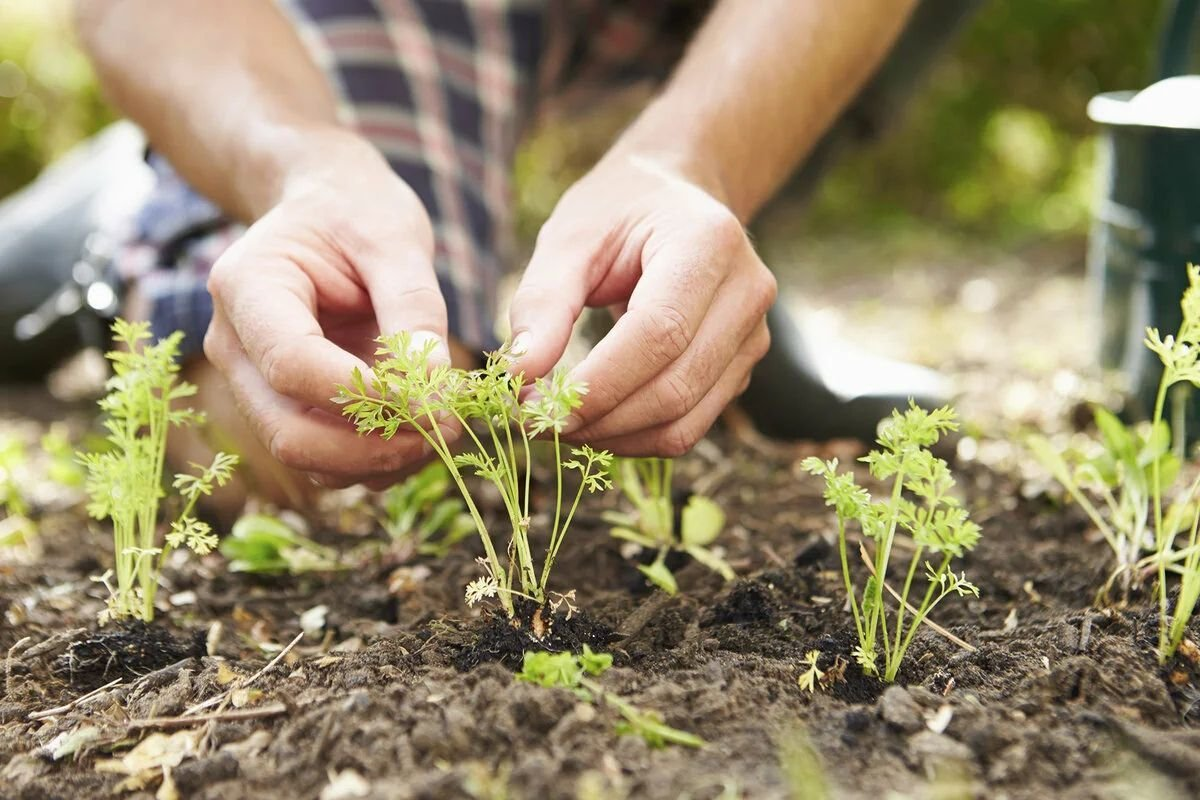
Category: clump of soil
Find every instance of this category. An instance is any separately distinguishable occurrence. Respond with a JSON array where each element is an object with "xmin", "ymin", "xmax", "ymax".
[
  {"xmin": 51, "ymin": 621, "xmax": 206, "ymax": 690},
  {"xmin": 449, "ymin": 597, "xmax": 616, "ymax": 670}
]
